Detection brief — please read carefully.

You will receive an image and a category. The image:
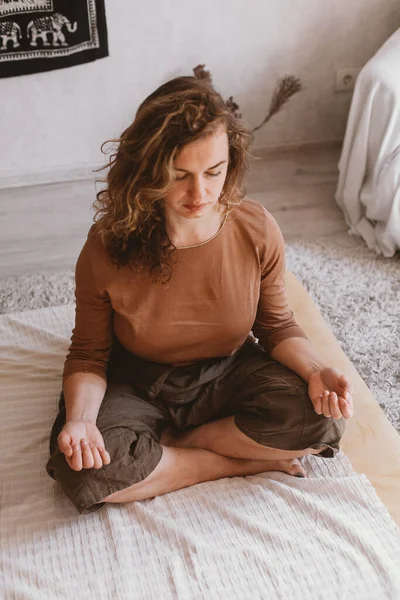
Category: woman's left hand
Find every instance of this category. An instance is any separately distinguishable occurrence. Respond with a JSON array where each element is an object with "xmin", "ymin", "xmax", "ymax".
[{"xmin": 308, "ymin": 367, "xmax": 354, "ymax": 420}]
